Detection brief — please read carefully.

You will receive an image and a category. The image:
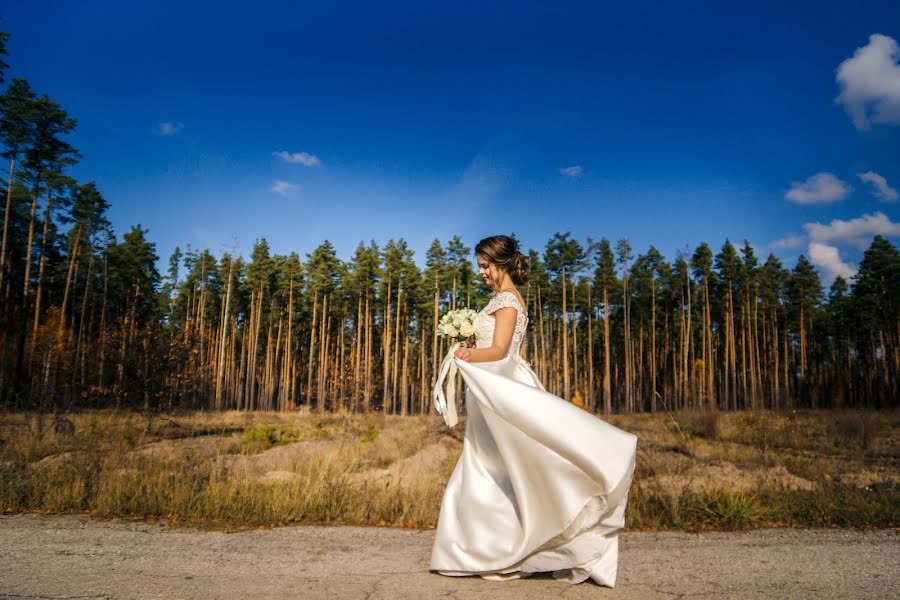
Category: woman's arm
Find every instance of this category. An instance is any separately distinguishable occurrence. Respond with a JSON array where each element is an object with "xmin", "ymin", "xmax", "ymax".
[{"xmin": 454, "ymin": 307, "xmax": 517, "ymax": 363}]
